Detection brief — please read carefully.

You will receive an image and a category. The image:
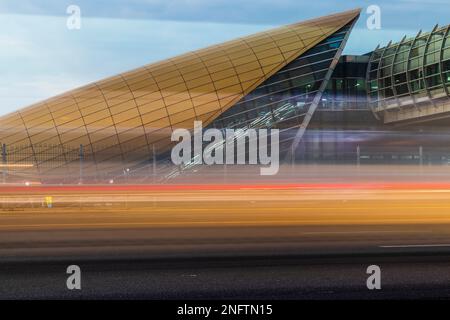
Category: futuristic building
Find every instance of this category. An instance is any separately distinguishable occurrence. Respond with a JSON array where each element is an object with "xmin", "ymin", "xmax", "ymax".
[
  {"xmin": 368, "ymin": 25, "xmax": 450, "ymax": 124},
  {"xmin": 1, "ymin": 8, "xmax": 450, "ymax": 183}
]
